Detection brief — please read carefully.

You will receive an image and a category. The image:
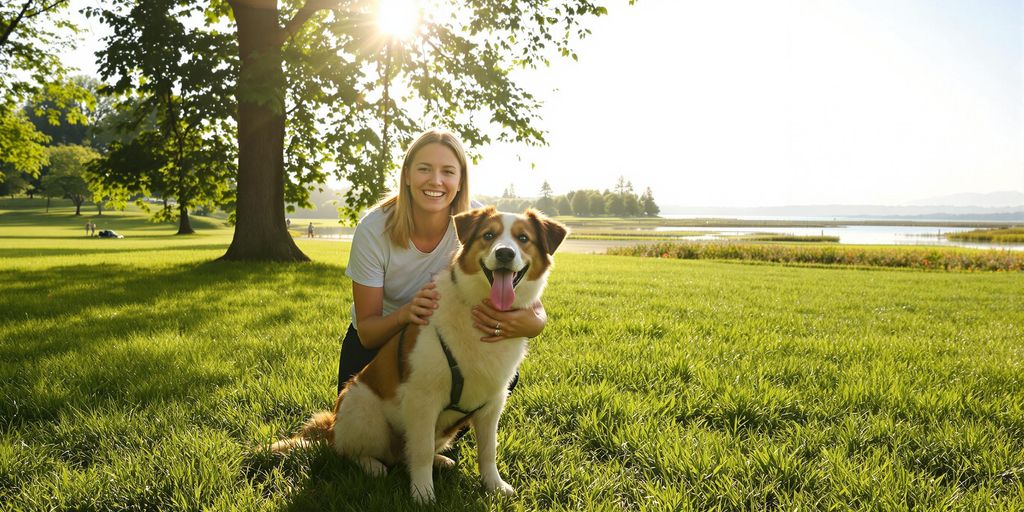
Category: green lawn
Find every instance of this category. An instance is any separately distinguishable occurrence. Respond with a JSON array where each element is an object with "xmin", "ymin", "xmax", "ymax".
[{"xmin": 2, "ymin": 199, "xmax": 1023, "ymax": 510}]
